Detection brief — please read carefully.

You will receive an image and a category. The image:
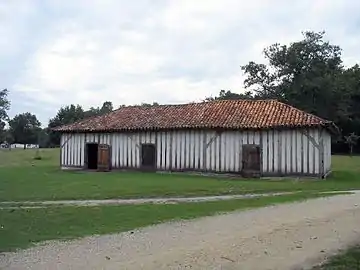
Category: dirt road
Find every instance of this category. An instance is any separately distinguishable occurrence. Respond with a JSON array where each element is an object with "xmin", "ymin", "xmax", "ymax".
[{"xmin": 2, "ymin": 193, "xmax": 360, "ymax": 270}]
